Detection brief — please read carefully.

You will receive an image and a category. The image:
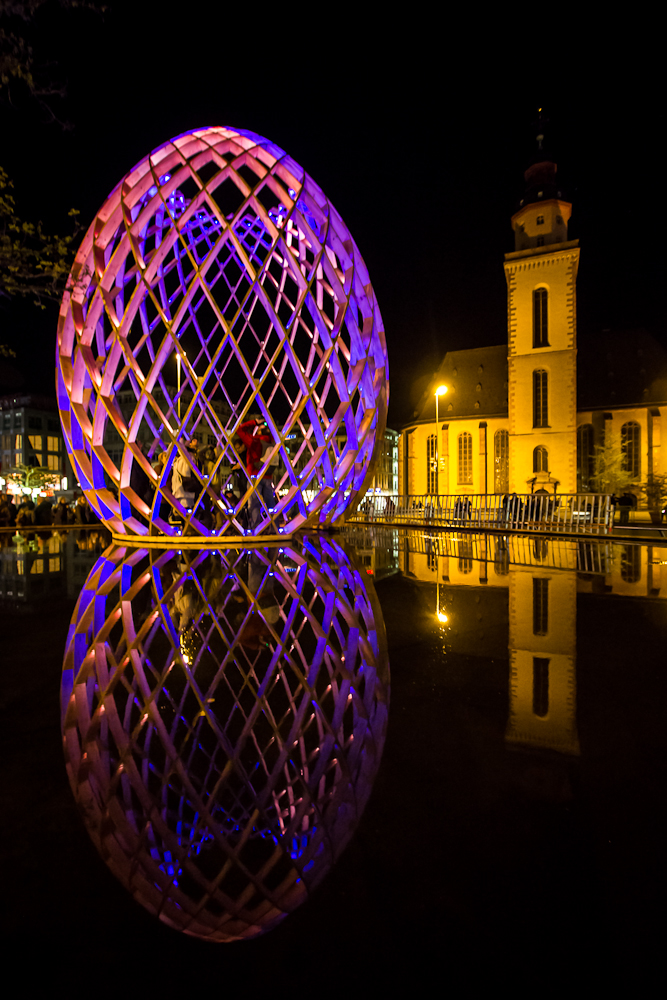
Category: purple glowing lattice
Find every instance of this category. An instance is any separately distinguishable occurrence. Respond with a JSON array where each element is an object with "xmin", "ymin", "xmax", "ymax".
[
  {"xmin": 56, "ymin": 127, "xmax": 388, "ymax": 537},
  {"xmin": 61, "ymin": 535, "xmax": 389, "ymax": 940}
]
